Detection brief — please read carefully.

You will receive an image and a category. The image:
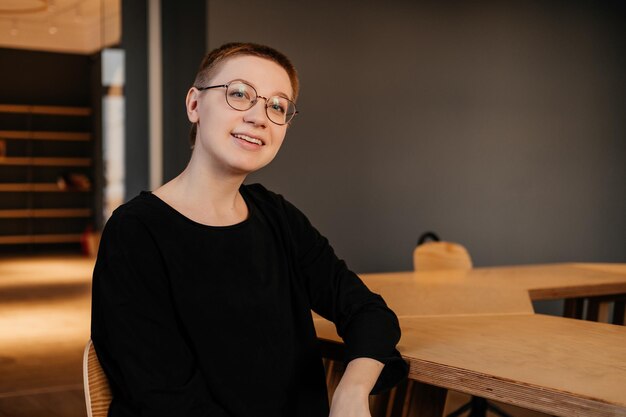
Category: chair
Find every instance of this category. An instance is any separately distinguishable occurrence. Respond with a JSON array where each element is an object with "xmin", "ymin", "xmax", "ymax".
[
  {"xmin": 83, "ymin": 339, "xmax": 112, "ymax": 417},
  {"xmin": 413, "ymin": 232, "xmax": 510, "ymax": 417},
  {"xmin": 413, "ymin": 231, "xmax": 472, "ymax": 271}
]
